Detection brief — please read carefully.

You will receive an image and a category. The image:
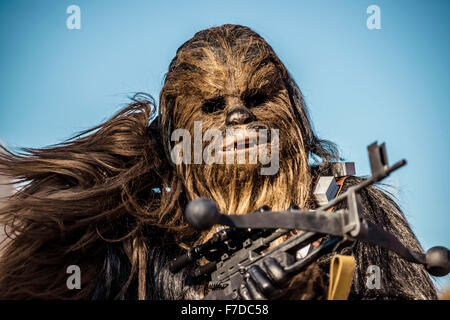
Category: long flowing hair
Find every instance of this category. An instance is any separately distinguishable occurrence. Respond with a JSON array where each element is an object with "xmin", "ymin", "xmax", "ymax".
[
  {"xmin": 0, "ymin": 25, "xmax": 338, "ymax": 300},
  {"xmin": 0, "ymin": 94, "xmax": 198, "ymax": 299}
]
